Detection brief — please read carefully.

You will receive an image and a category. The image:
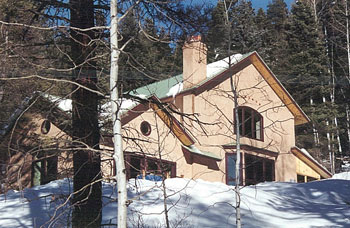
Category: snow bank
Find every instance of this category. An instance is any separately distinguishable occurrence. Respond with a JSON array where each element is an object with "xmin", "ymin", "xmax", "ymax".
[
  {"xmin": 332, "ymin": 172, "xmax": 350, "ymax": 180},
  {"xmin": 1, "ymin": 177, "xmax": 350, "ymax": 228}
]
